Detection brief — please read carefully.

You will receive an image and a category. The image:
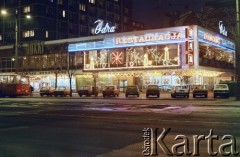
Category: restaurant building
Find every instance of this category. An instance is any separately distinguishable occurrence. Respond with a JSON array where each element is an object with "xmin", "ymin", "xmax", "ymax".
[
  {"xmin": 69, "ymin": 25, "xmax": 235, "ymax": 92},
  {"xmin": 0, "ymin": 25, "xmax": 235, "ymax": 92}
]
